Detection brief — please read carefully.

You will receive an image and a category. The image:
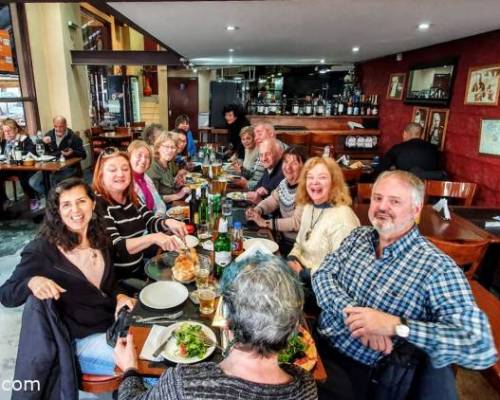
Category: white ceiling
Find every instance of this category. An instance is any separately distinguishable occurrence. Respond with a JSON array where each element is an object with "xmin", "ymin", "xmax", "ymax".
[{"xmin": 109, "ymin": 0, "xmax": 500, "ymax": 66}]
